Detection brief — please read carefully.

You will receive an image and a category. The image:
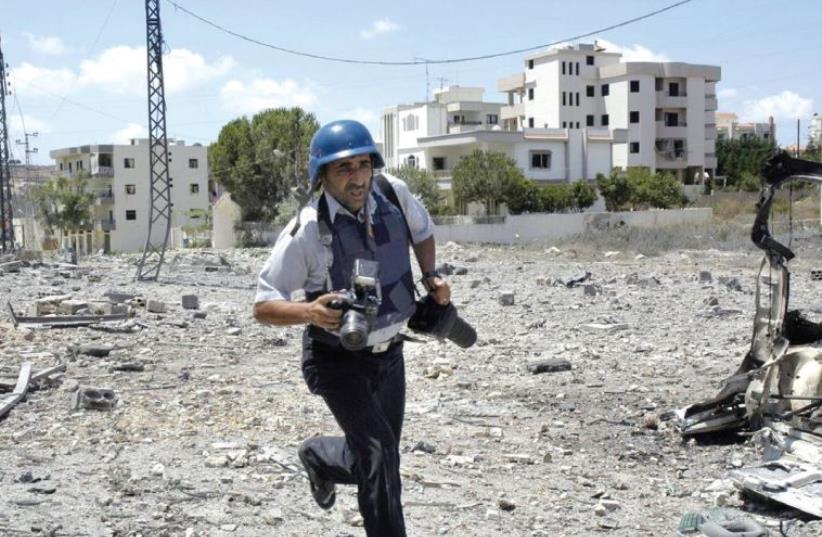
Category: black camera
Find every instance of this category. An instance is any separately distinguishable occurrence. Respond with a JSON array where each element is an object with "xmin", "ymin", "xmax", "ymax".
[
  {"xmin": 407, "ymin": 295, "xmax": 477, "ymax": 348},
  {"xmin": 329, "ymin": 259, "xmax": 382, "ymax": 351}
]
